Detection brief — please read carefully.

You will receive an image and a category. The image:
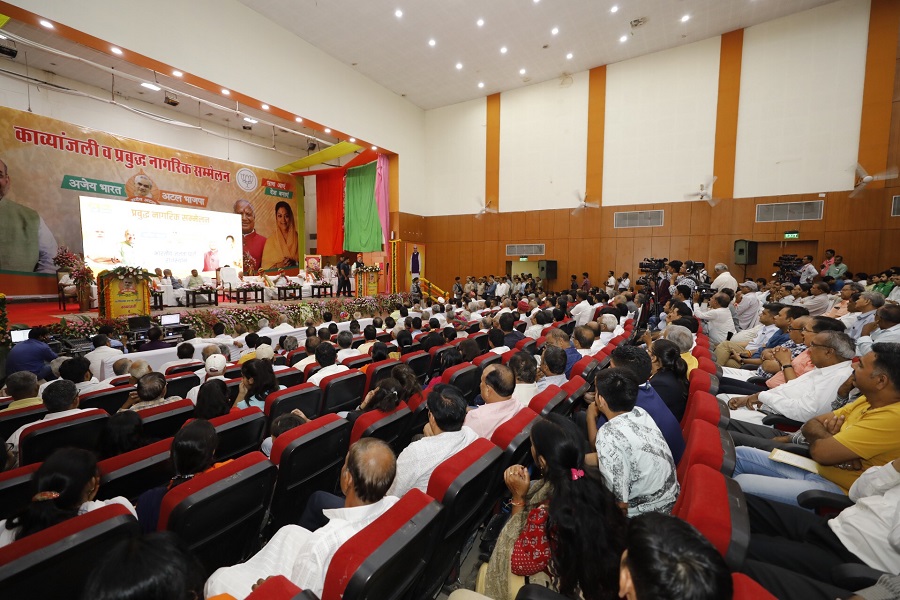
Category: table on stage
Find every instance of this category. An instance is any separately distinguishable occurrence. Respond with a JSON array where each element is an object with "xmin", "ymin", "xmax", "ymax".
[
  {"xmin": 234, "ymin": 288, "xmax": 264, "ymax": 304},
  {"xmin": 277, "ymin": 287, "xmax": 303, "ymax": 301},
  {"xmin": 151, "ymin": 290, "xmax": 164, "ymax": 310},
  {"xmin": 185, "ymin": 289, "xmax": 218, "ymax": 308},
  {"xmin": 311, "ymin": 284, "xmax": 333, "ymax": 298}
]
